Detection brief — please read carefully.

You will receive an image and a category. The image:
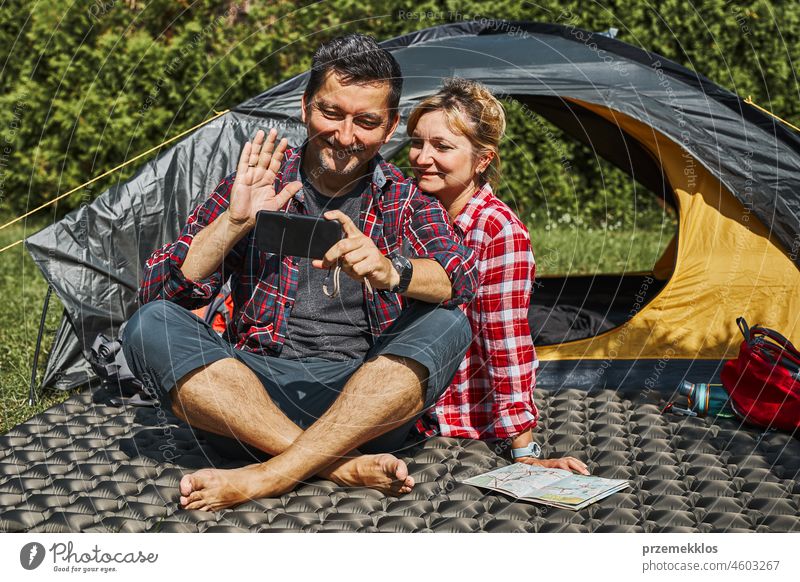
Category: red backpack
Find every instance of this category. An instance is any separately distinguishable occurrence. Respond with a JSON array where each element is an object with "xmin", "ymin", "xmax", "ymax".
[{"xmin": 720, "ymin": 318, "xmax": 800, "ymax": 432}]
